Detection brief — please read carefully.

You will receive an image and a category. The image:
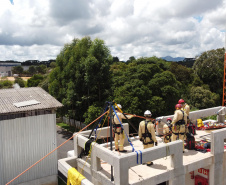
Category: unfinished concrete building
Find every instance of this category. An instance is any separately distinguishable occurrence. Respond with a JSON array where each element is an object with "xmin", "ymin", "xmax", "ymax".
[{"xmin": 59, "ymin": 106, "xmax": 226, "ymax": 185}]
